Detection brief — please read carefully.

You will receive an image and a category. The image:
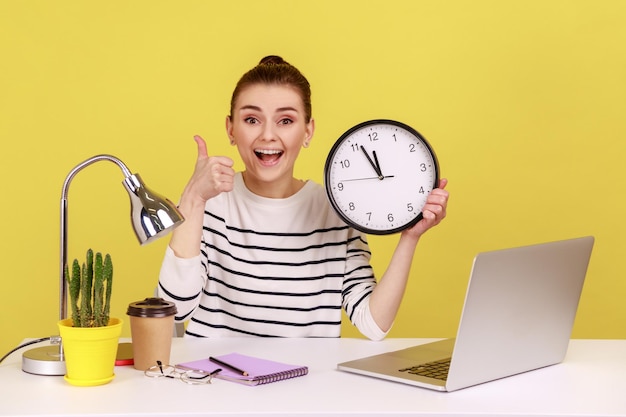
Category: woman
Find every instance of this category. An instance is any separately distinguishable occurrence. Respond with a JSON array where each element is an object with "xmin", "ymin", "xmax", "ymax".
[{"xmin": 158, "ymin": 56, "xmax": 449, "ymax": 340}]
